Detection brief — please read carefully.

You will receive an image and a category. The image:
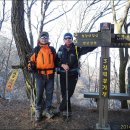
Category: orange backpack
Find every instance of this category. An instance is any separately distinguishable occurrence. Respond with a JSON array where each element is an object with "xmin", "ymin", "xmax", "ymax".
[{"xmin": 30, "ymin": 44, "xmax": 56, "ymax": 74}]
